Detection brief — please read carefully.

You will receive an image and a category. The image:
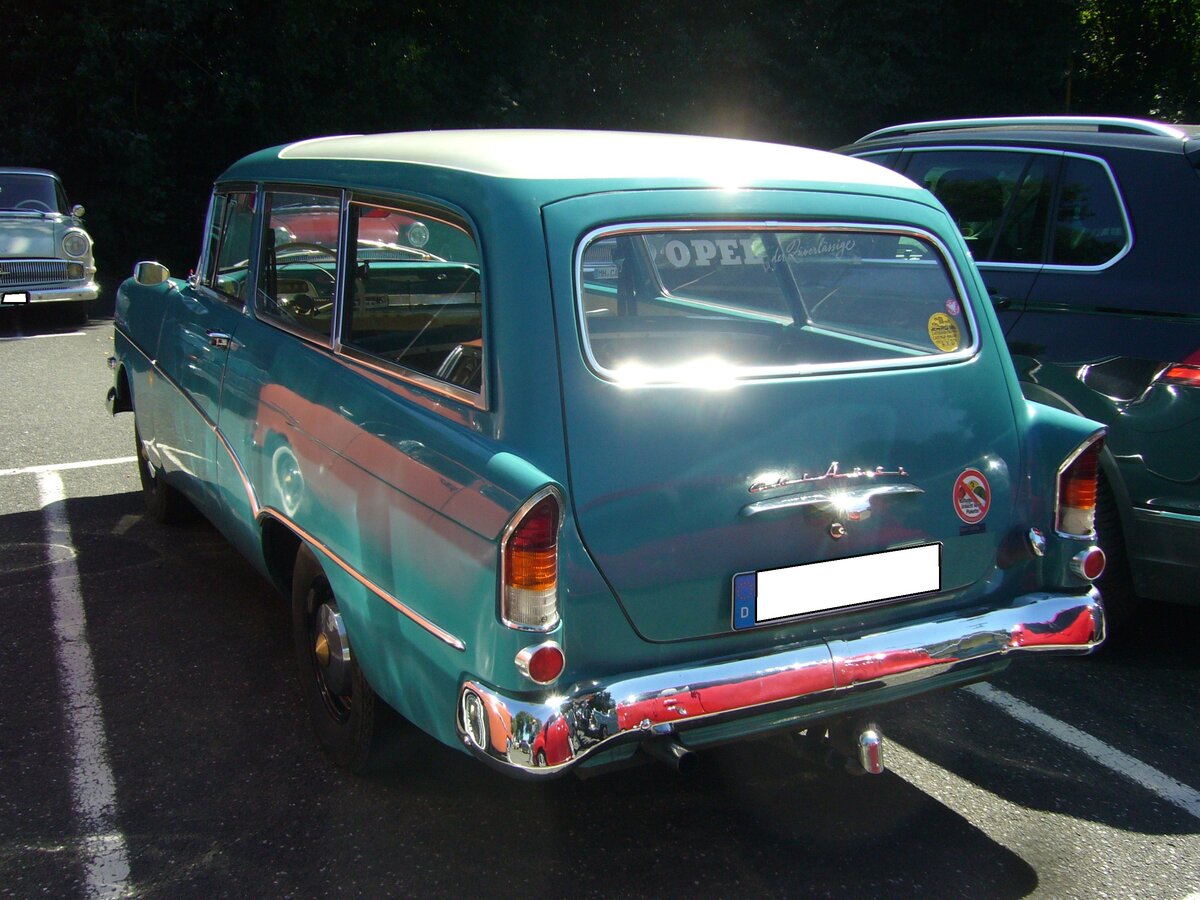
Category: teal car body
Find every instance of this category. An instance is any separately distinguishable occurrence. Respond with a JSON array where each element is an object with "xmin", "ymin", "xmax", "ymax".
[{"xmin": 108, "ymin": 130, "xmax": 1107, "ymax": 778}]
